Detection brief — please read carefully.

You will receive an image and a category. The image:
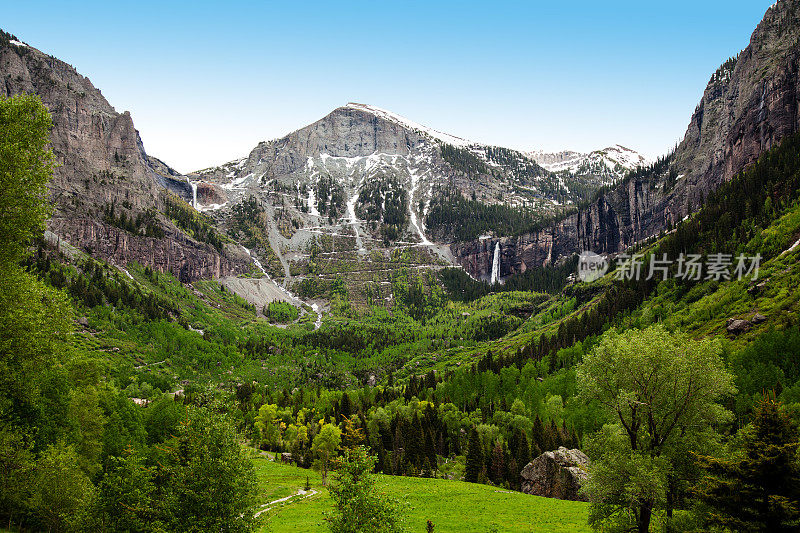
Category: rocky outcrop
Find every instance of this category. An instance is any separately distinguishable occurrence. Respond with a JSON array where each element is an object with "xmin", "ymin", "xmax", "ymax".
[
  {"xmin": 453, "ymin": 0, "xmax": 800, "ymax": 279},
  {"xmin": 48, "ymin": 217, "xmax": 251, "ymax": 282},
  {"xmin": 0, "ymin": 34, "xmax": 245, "ymax": 280},
  {"xmin": 196, "ymin": 181, "xmax": 227, "ymax": 206},
  {"xmin": 520, "ymin": 447, "xmax": 589, "ymax": 502},
  {"xmin": 450, "ymin": 225, "xmax": 577, "ymax": 281}
]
